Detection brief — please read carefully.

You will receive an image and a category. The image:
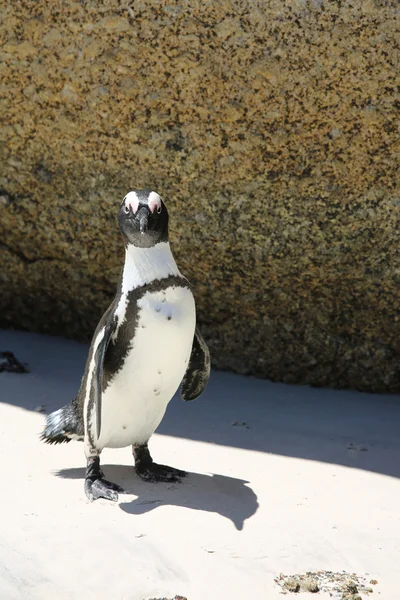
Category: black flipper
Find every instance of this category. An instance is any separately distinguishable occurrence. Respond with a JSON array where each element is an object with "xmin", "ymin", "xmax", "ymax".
[
  {"xmin": 93, "ymin": 318, "xmax": 116, "ymax": 440},
  {"xmin": 180, "ymin": 327, "xmax": 211, "ymax": 401}
]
